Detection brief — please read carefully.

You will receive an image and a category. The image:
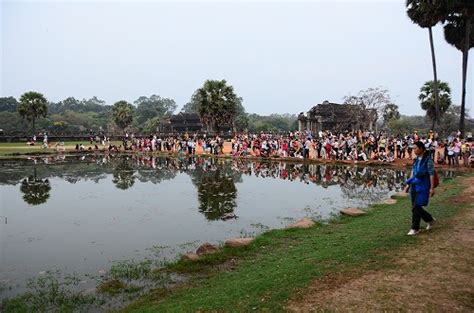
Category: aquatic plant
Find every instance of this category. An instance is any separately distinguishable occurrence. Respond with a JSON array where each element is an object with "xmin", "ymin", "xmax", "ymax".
[
  {"xmin": 1, "ymin": 271, "xmax": 97, "ymax": 312},
  {"xmin": 109, "ymin": 259, "xmax": 153, "ymax": 281}
]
